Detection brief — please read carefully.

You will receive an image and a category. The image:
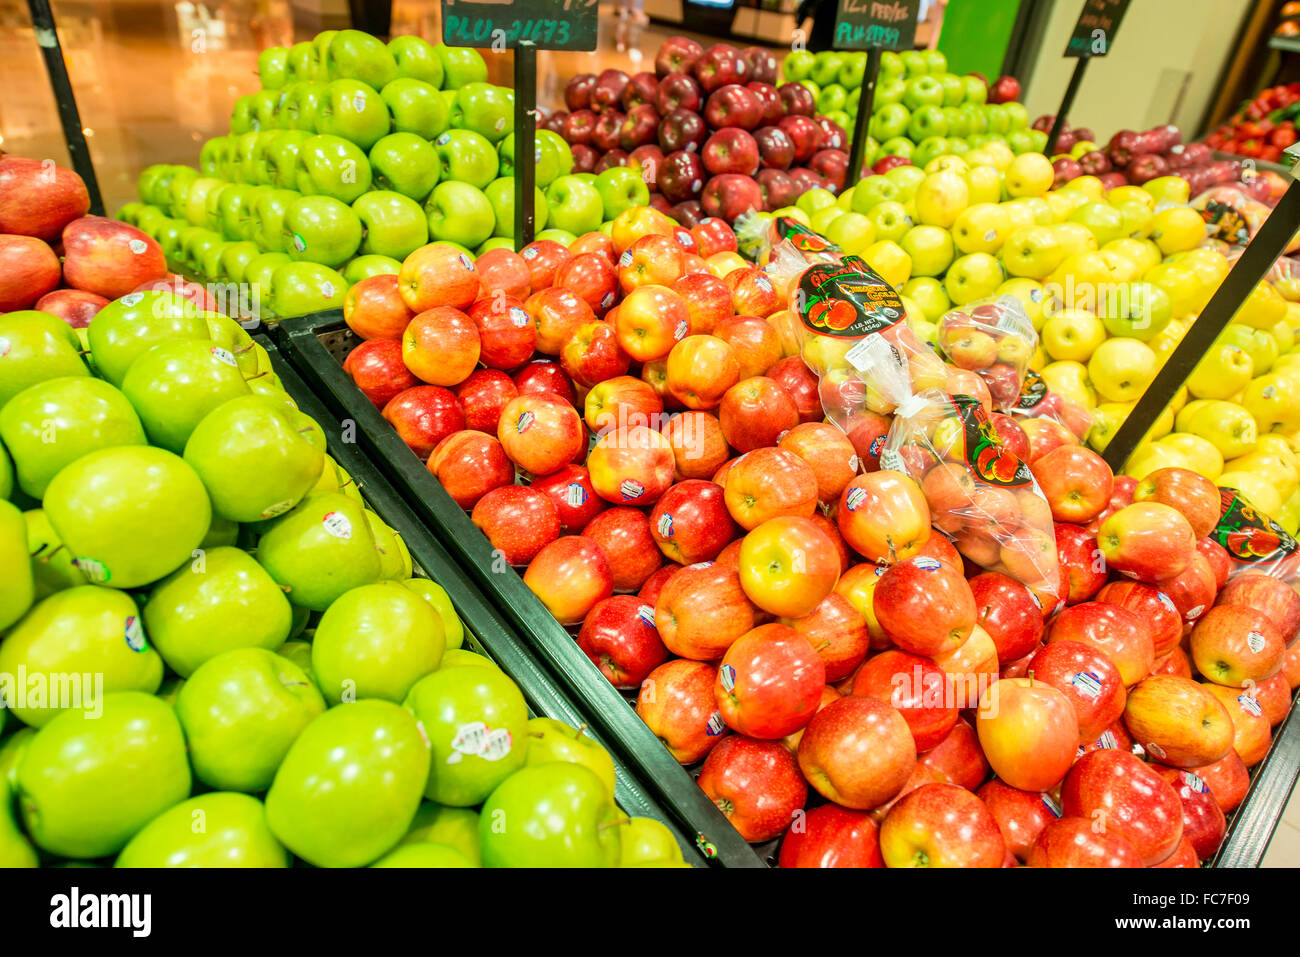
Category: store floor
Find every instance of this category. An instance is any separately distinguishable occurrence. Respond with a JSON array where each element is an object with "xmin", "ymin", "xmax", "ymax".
[
  {"xmin": 1260, "ymin": 785, "xmax": 1300, "ymax": 866},
  {"xmin": 0, "ymin": 0, "xmax": 765, "ymax": 214}
]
